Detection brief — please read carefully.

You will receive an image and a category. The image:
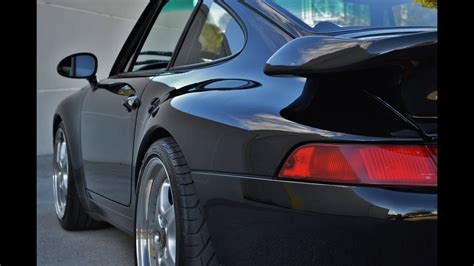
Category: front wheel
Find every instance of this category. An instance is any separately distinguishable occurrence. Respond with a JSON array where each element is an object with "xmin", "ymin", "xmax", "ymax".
[
  {"xmin": 135, "ymin": 138, "xmax": 217, "ymax": 266},
  {"xmin": 53, "ymin": 122, "xmax": 106, "ymax": 230}
]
